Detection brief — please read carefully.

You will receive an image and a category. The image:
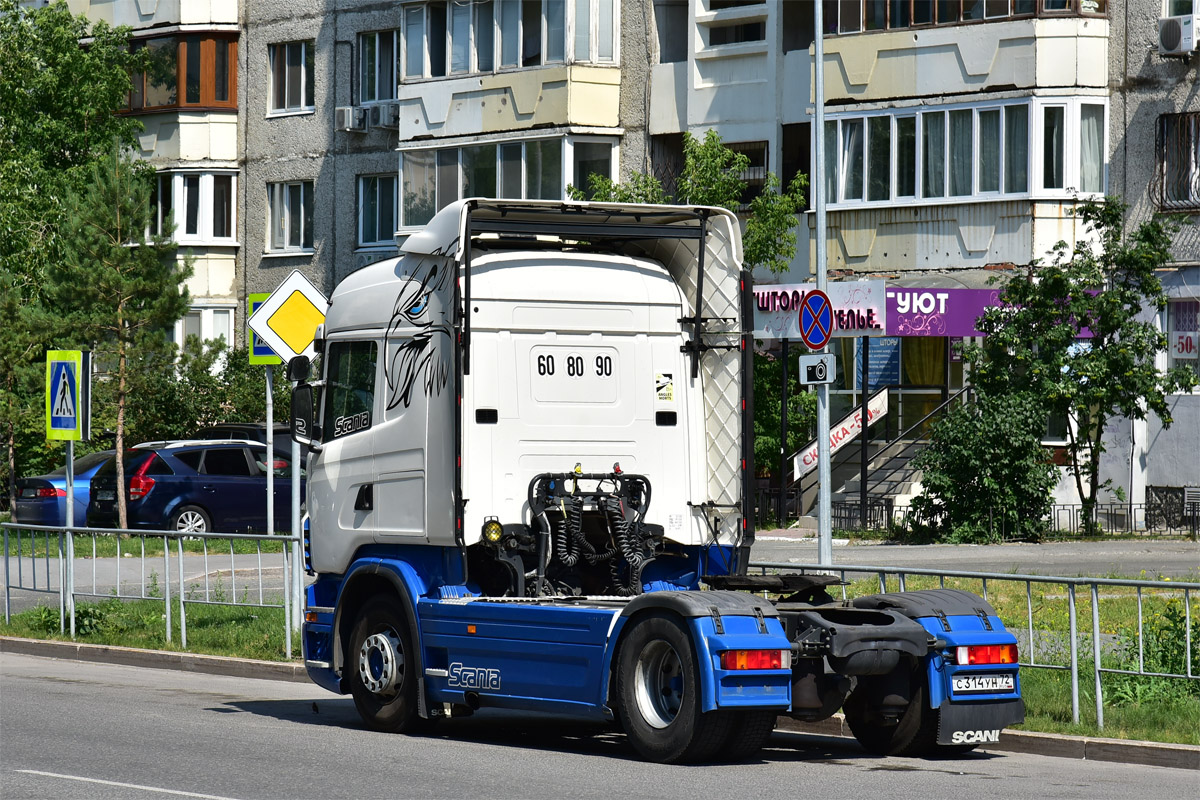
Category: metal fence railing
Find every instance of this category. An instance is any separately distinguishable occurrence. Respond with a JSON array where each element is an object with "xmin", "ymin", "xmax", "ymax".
[
  {"xmin": 756, "ymin": 495, "xmax": 1200, "ymax": 538},
  {"xmin": 2, "ymin": 522, "xmax": 302, "ymax": 659},
  {"xmin": 749, "ymin": 560, "xmax": 1199, "ymax": 730}
]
